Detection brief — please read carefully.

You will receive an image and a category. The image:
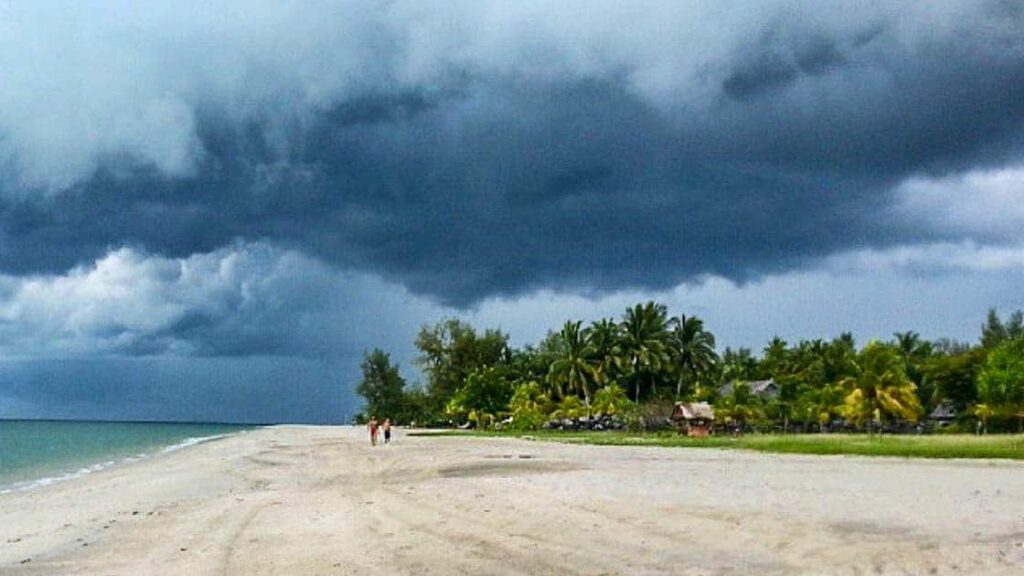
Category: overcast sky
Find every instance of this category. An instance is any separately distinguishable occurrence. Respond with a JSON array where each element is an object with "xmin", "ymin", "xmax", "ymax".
[{"xmin": 1, "ymin": 1, "xmax": 1023, "ymax": 423}]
